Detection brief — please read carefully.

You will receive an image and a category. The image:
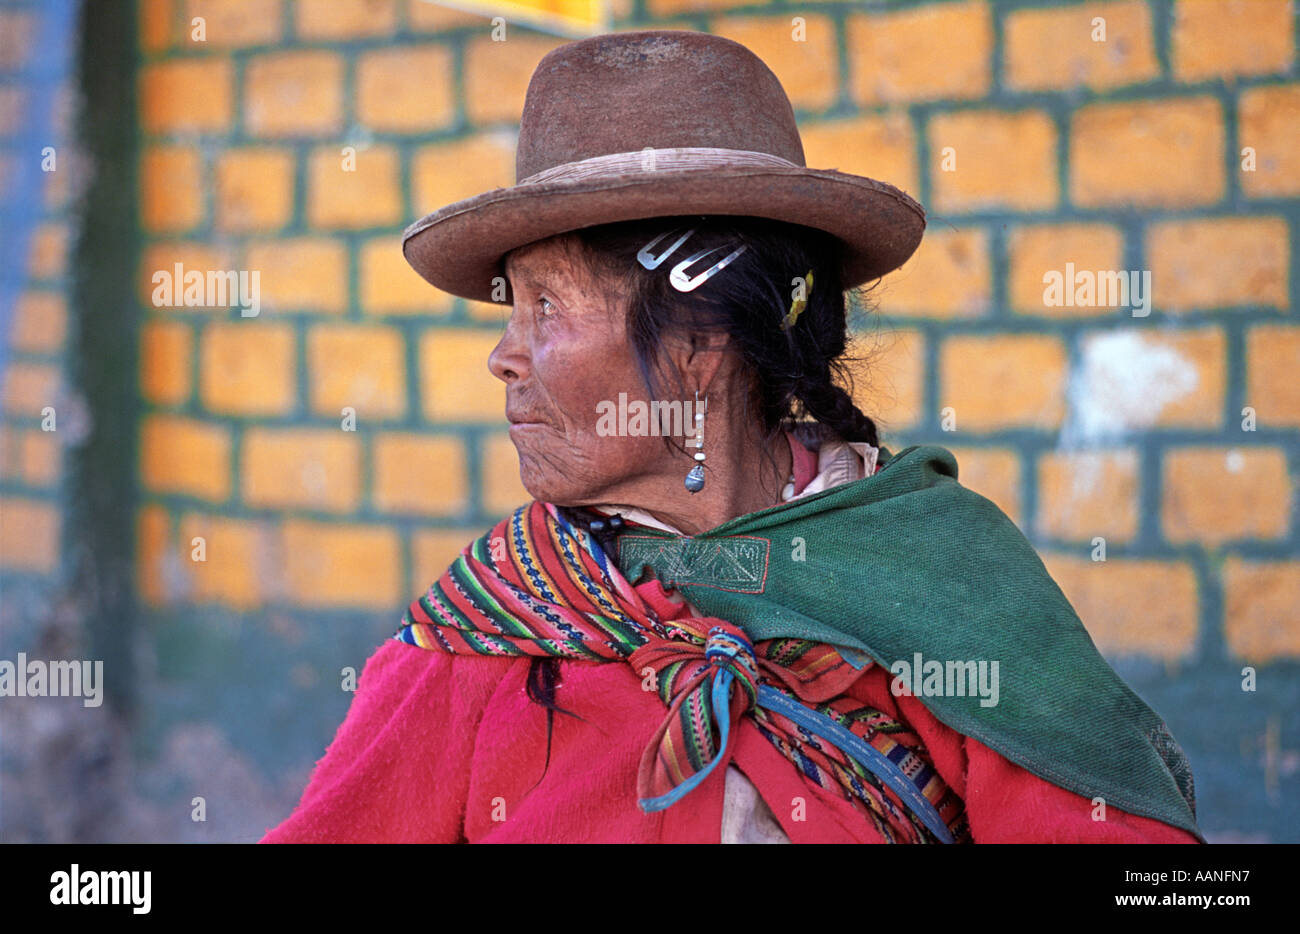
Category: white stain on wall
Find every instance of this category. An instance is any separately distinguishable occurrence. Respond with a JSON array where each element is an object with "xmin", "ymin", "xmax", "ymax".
[{"xmin": 1057, "ymin": 330, "xmax": 1199, "ymax": 502}]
